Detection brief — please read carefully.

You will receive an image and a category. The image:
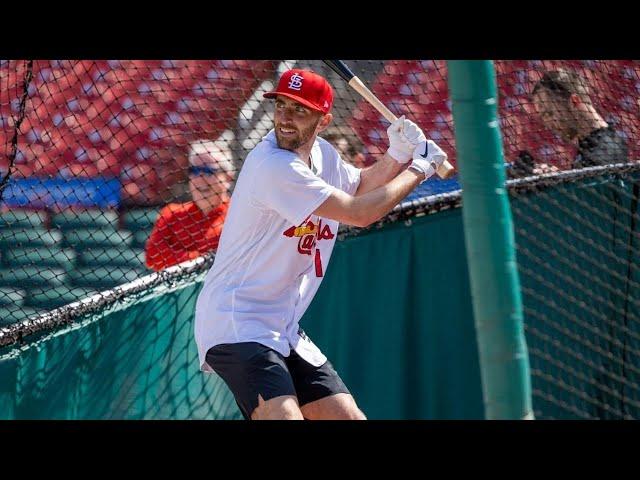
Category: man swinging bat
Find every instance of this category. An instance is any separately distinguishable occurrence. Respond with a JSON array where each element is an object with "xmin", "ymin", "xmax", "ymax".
[{"xmin": 194, "ymin": 68, "xmax": 447, "ymax": 420}]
